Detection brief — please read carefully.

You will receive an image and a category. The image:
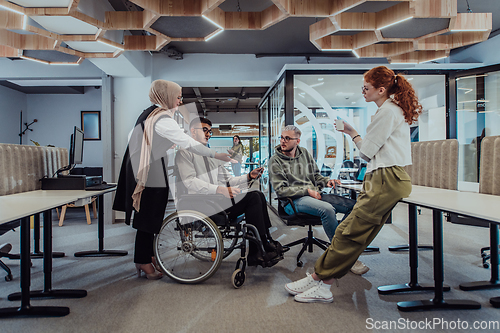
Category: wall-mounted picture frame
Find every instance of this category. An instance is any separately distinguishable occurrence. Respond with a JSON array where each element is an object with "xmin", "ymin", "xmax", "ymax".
[{"xmin": 81, "ymin": 111, "xmax": 101, "ymax": 140}]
